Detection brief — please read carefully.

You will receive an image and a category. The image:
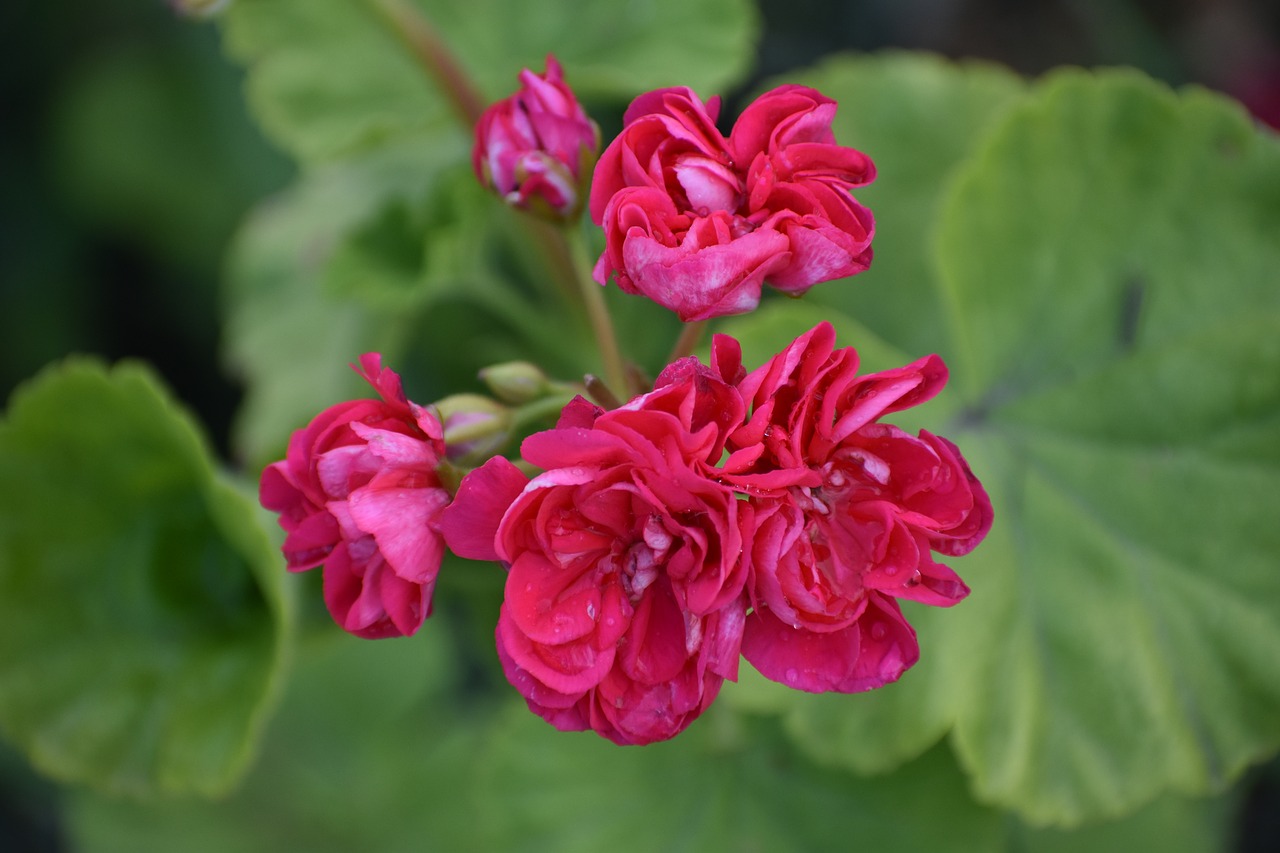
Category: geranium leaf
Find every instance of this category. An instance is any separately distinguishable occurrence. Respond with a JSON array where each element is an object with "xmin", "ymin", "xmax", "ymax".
[
  {"xmin": 66, "ymin": 624, "xmax": 475, "ymax": 852},
  {"xmin": 0, "ymin": 359, "xmax": 287, "ymax": 797},
  {"xmin": 221, "ymin": 134, "xmax": 464, "ymax": 468},
  {"xmin": 220, "ymin": 0, "xmax": 760, "ymax": 164},
  {"xmin": 1011, "ymin": 789, "xmax": 1234, "ymax": 853},
  {"xmin": 471, "ymin": 704, "xmax": 1003, "ymax": 853},
  {"xmin": 934, "ymin": 69, "xmax": 1280, "ymax": 824}
]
